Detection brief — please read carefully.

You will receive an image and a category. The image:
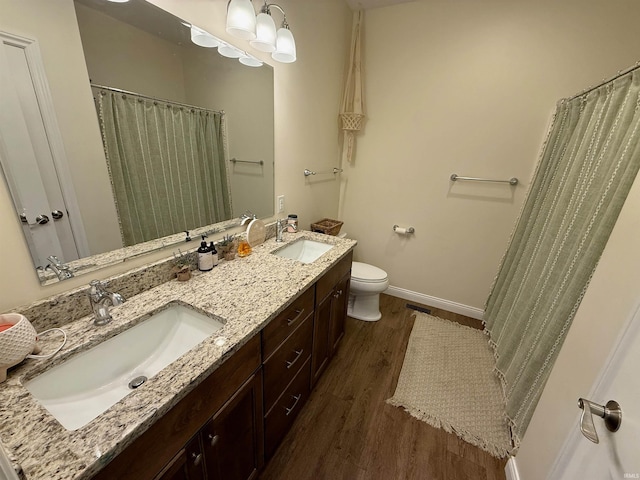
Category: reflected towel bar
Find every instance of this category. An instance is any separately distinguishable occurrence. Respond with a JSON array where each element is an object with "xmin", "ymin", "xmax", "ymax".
[
  {"xmin": 231, "ymin": 158, "xmax": 264, "ymax": 166},
  {"xmin": 304, "ymin": 168, "xmax": 343, "ymax": 177},
  {"xmin": 450, "ymin": 174, "xmax": 518, "ymax": 186}
]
